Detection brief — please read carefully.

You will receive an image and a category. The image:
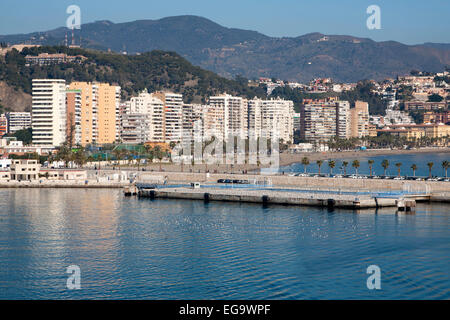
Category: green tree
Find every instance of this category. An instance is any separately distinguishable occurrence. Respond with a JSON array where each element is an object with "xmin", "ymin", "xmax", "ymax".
[
  {"xmin": 342, "ymin": 161, "xmax": 349, "ymax": 175},
  {"xmin": 395, "ymin": 162, "xmax": 402, "ymax": 177},
  {"xmin": 428, "ymin": 94, "xmax": 443, "ymax": 102},
  {"xmin": 427, "ymin": 162, "xmax": 434, "ymax": 178},
  {"xmin": 328, "ymin": 160, "xmax": 336, "ymax": 175},
  {"xmin": 368, "ymin": 160, "xmax": 374, "ymax": 176},
  {"xmin": 411, "ymin": 164, "xmax": 417, "ymax": 177},
  {"xmin": 301, "ymin": 157, "xmax": 310, "ymax": 173},
  {"xmin": 381, "ymin": 159, "xmax": 389, "ymax": 176},
  {"xmin": 352, "ymin": 160, "xmax": 360, "ymax": 175},
  {"xmin": 442, "ymin": 161, "xmax": 449, "ymax": 178},
  {"xmin": 316, "ymin": 160, "xmax": 323, "ymax": 174}
]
